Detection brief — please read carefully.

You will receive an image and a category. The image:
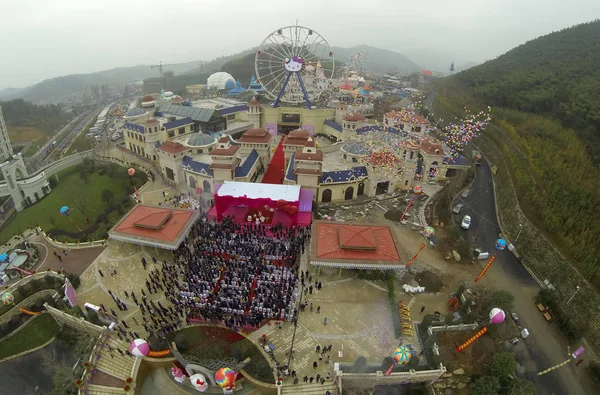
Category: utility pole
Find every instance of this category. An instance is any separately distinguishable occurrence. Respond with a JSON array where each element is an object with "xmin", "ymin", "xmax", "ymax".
[{"xmin": 567, "ymin": 286, "xmax": 580, "ymax": 305}]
